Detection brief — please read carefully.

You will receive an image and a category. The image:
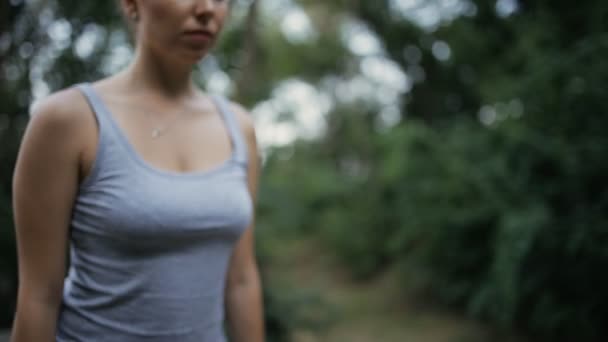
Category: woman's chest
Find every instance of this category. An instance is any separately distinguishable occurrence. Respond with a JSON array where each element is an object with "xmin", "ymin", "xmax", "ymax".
[{"xmin": 72, "ymin": 170, "xmax": 253, "ymax": 244}]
